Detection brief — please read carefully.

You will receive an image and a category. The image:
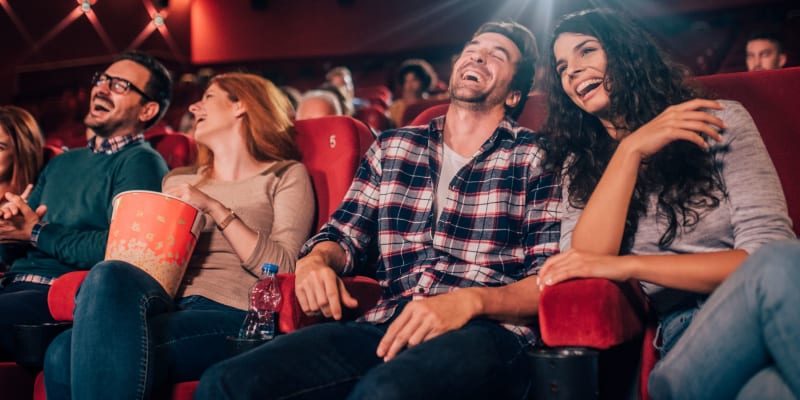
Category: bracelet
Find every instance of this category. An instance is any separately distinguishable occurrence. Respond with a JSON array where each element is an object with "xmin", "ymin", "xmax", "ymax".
[{"xmin": 216, "ymin": 209, "xmax": 238, "ymax": 231}]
